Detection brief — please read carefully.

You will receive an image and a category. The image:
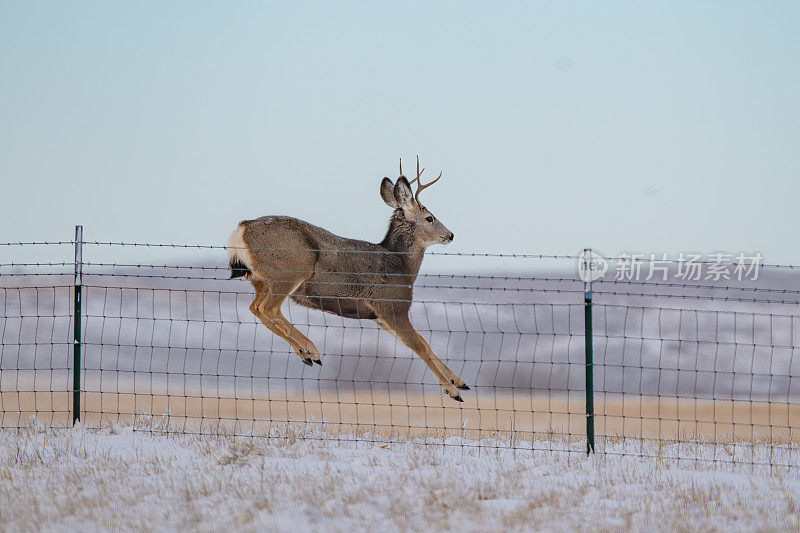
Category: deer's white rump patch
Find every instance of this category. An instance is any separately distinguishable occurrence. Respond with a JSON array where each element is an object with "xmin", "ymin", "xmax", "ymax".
[{"xmin": 227, "ymin": 224, "xmax": 255, "ymax": 273}]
